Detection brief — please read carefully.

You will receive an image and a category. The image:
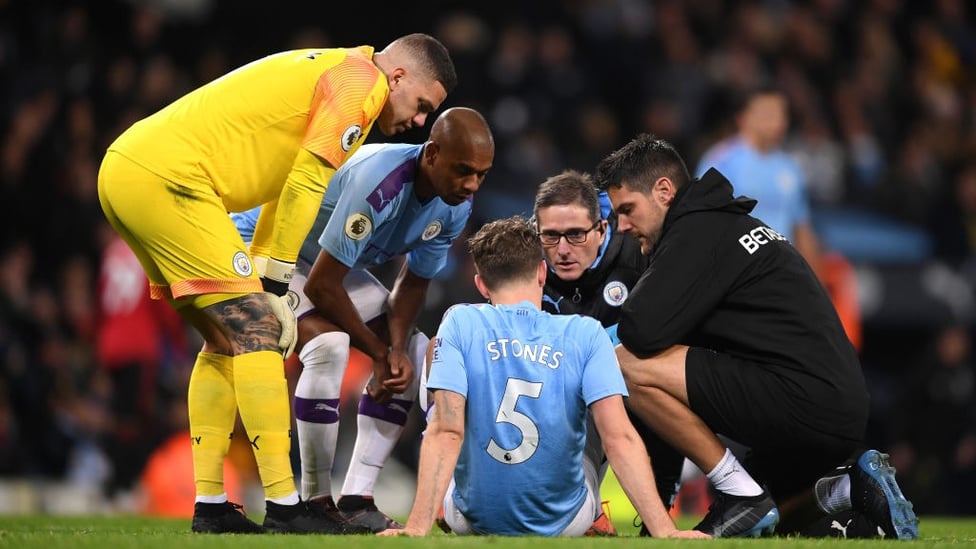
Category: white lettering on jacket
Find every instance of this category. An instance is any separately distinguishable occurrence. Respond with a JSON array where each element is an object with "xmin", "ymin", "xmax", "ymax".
[{"xmin": 738, "ymin": 226, "xmax": 787, "ymax": 254}]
